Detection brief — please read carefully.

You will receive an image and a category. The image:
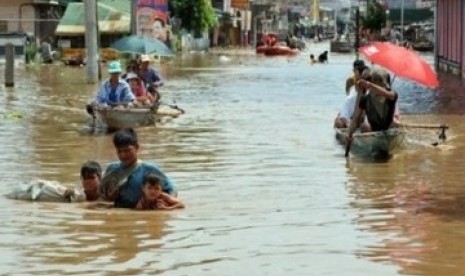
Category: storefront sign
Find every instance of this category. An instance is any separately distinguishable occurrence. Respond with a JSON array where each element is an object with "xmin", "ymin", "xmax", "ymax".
[{"xmin": 231, "ymin": 0, "xmax": 249, "ymax": 9}]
